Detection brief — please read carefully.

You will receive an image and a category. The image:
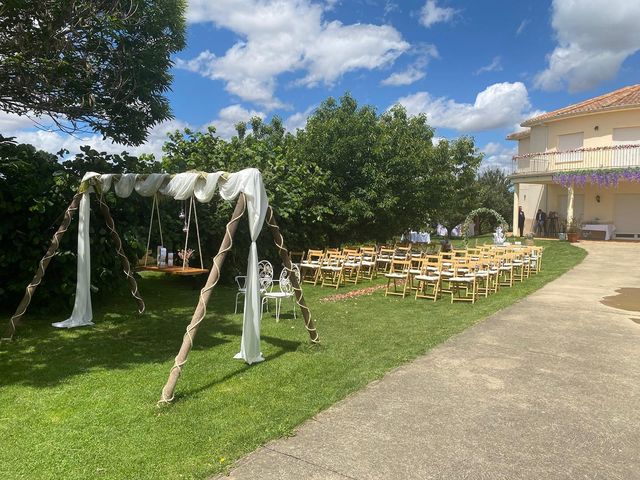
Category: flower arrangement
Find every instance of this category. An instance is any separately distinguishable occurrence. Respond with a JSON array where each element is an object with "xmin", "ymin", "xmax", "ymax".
[
  {"xmin": 552, "ymin": 167, "xmax": 640, "ymax": 188},
  {"xmin": 177, "ymin": 248, "xmax": 195, "ymax": 265}
]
